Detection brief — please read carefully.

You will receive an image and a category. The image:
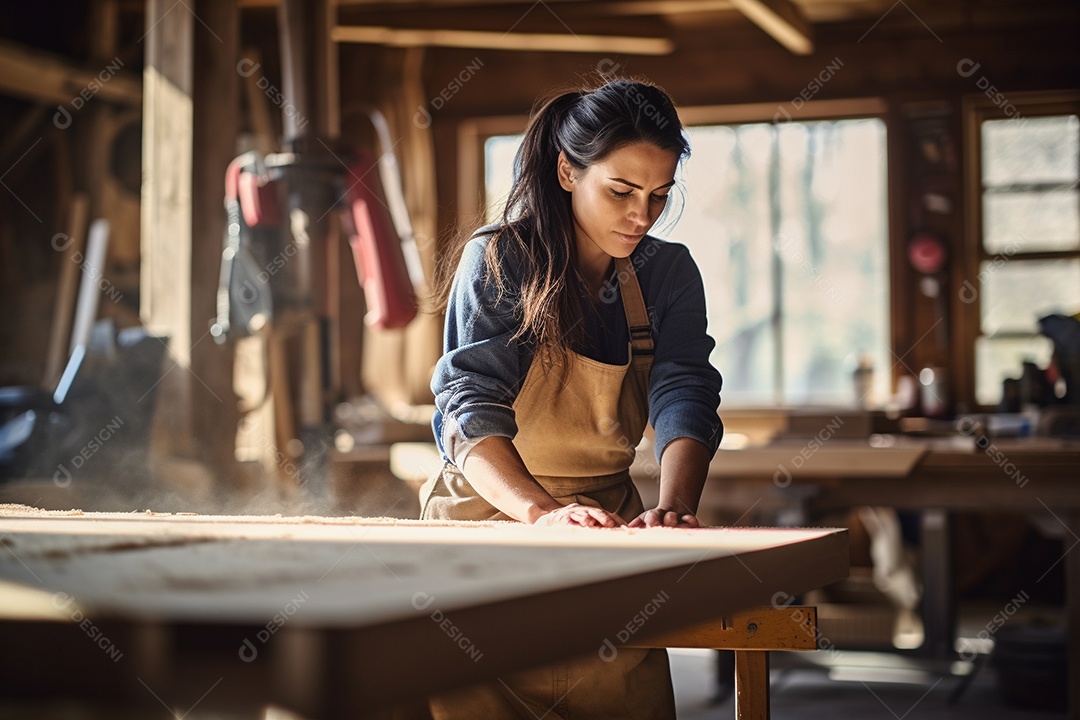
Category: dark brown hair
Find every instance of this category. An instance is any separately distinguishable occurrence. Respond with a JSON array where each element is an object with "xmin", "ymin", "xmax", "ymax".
[{"xmin": 434, "ymin": 79, "xmax": 689, "ymax": 365}]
